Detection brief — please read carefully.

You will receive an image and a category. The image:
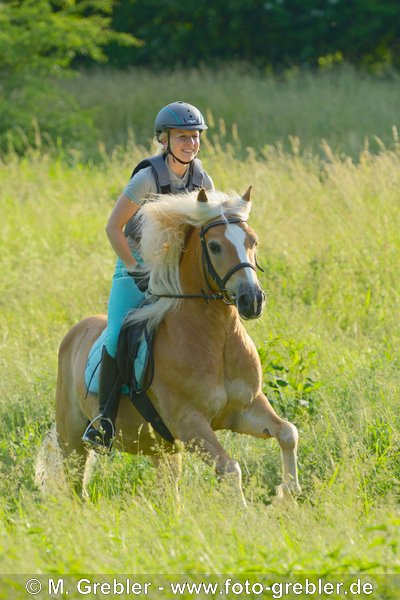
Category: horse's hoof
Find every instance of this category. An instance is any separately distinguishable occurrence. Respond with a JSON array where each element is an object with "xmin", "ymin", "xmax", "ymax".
[{"xmin": 275, "ymin": 481, "xmax": 301, "ymax": 501}]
